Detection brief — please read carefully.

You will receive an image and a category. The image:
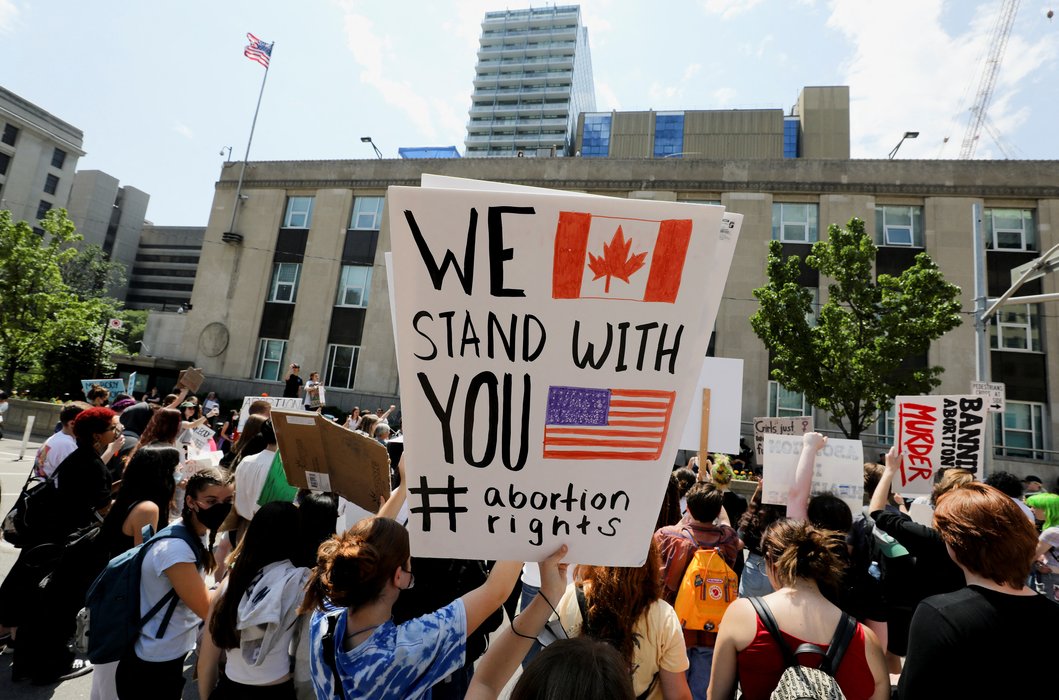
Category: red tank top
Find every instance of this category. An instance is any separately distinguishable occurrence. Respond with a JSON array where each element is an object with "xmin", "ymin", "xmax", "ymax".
[{"xmin": 736, "ymin": 616, "xmax": 875, "ymax": 700}]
